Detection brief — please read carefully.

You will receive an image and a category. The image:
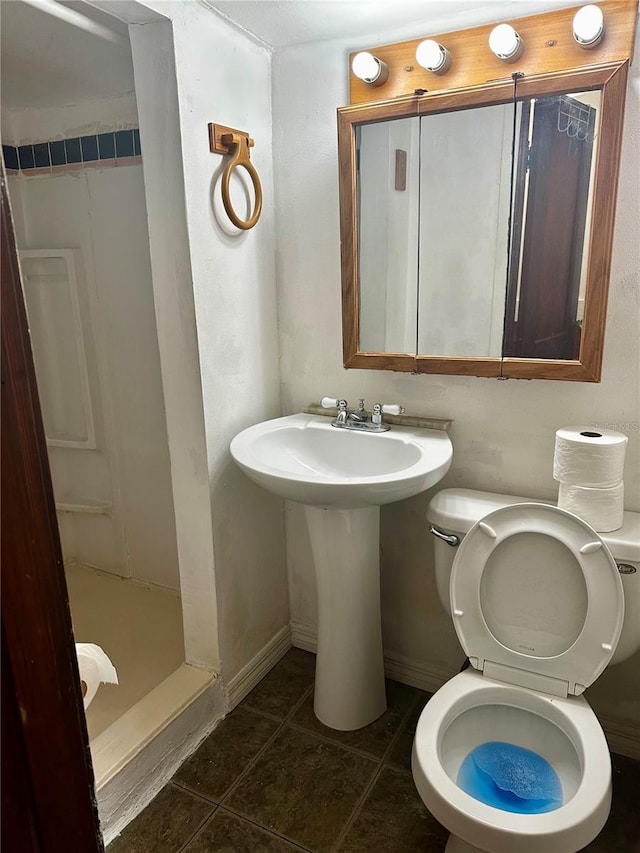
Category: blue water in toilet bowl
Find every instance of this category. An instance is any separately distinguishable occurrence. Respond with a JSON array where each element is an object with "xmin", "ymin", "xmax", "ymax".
[{"xmin": 457, "ymin": 742, "xmax": 563, "ymax": 814}]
